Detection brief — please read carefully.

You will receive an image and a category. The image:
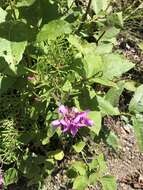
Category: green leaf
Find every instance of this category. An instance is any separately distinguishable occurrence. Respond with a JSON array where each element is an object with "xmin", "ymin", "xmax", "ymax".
[
  {"xmin": 96, "ymin": 95, "xmax": 120, "ymax": 115},
  {"xmin": 106, "ymin": 132, "xmax": 120, "ymax": 150},
  {"xmin": 97, "ymin": 154, "xmax": 107, "ymax": 174},
  {"xmin": 72, "ymin": 161, "xmax": 87, "ymax": 176},
  {"xmin": 132, "ymin": 115, "xmax": 143, "ymax": 152},
  {"xmin": 88, "ymin": 111, "xmax": 102, "ymax": 135},
  {"xmin": 53, "ymin": 150, "xmax": 64, "ymax": 160},
  {"xmin": 88, "ymin": 159, "xmax": 98, "ymax": 171},
  {"xmin": 138, "ymin": 42, "xmax": 143, "ymax": 51},
  {"xmin": 73, "ymin": 141, "xmax": 86, "ymax": 153},
  {"xmin": 0, "ymin": 38, "xmax": 27, "ymax": 64},
  {"xmin": 16, "ymin": 0, "xmax": 36, "ymax": 7},
  {"xmin": 100, "ymin": 175, "xmax": 117, "ymax": 190},
  {"xmin": 101, "ymin": 53, "xmax": 134, "ymax": 80},
  {"xmin": 107, "ymin": 12, "xmax": 123, "ymax": 27},
  {"xmin": 99, "ymin": 27, "xmax": 120, "ymax": 44},
  {"xmin": 94, "ymin": 78, "xmax": 116, "ymax": 87},
  {"xmin": 37, "ymin": 20, "xmax": 72, "ymax": 41},
  {"xmin": 89, "ymin": 173, "xmax": 98, "ymax": 185},
  {"xmin": 0, "ymin": 76, "xmax": 16, "ymax": 95},
  {"xmin": 91, "ymin": 0, "xmax": 110, "ymax": 14},
  {"xmin": 84, "ymin": 53, "xmax": 103, "ymax": 78},
  {"xmin": 4, "ymin": 168, "xmax": 18, "ymax": 186},
  {"xmin": 95, "ymin": 43, "xmax": 113, "ymax": 54},
  {"xmin": 105, "ymin": 81, "xmax": 125, "ymax": 107},
  {"xmin": 73, "ymin": 175, "xmax": 88, "ymax": 190},
  {"xmin": 124, "ymin": 80, "xmax": 137, "ymax": 92},
  {"xmin": 129, "ymin": 85, "xmax": 143, "ymax": 113}
]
